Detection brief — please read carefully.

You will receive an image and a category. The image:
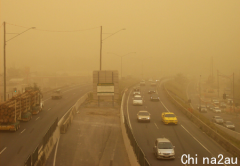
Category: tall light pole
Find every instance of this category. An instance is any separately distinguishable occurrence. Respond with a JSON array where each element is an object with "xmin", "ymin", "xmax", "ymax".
[
  {"xmin": 107, "ymin": 52, "xmax": 136, "ymax": 79},
  {"xmin": 3, "ymin": 22, "xmax": 35, "ymax": 101},
  {"xmin": 99, "ymin": 27, "xmax": 125, "ymax": 70}
]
